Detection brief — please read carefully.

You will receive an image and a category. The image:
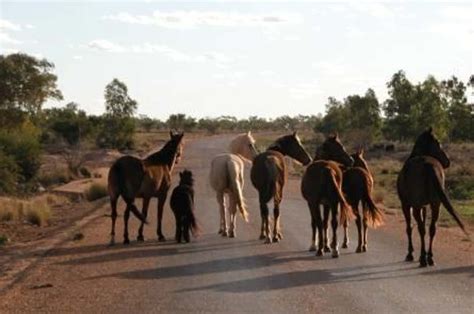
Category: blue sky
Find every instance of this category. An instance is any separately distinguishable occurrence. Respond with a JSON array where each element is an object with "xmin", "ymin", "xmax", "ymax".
[{"xmin": 0, "ymin": 1, "xmax": 472, "ymax": 119}]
